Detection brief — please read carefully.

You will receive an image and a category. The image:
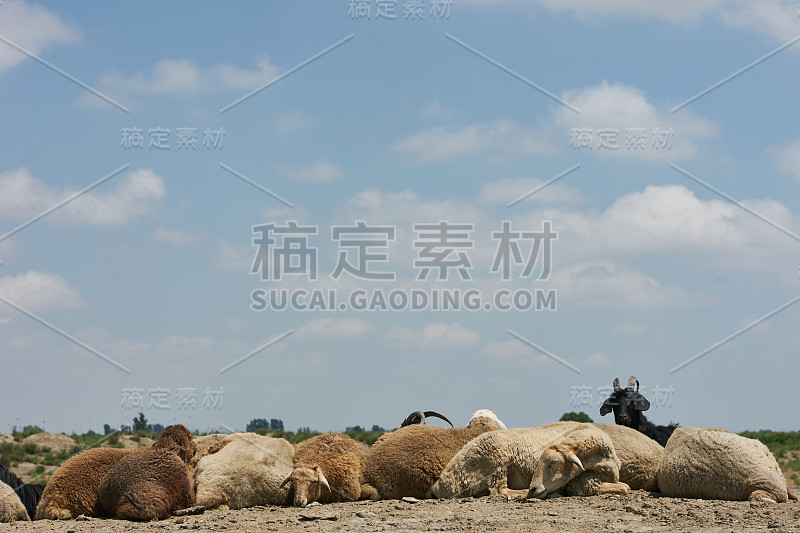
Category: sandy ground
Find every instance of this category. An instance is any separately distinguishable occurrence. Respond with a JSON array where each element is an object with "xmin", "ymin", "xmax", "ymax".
[{"xmin": 3, "ymin": 493, "xmax": 799, "ymax": 532}]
